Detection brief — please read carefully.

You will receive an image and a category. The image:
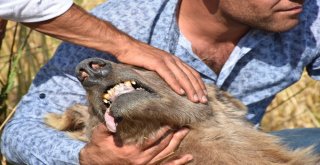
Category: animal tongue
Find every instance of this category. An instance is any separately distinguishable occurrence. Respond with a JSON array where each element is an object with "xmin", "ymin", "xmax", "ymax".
[
  {"xmin": 103, "ymin": 83, "xmax": 137, "ymax": 133},
  {"xmin": 105, "ymin": 107, "xmax": 116, "ymax": 133}
]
